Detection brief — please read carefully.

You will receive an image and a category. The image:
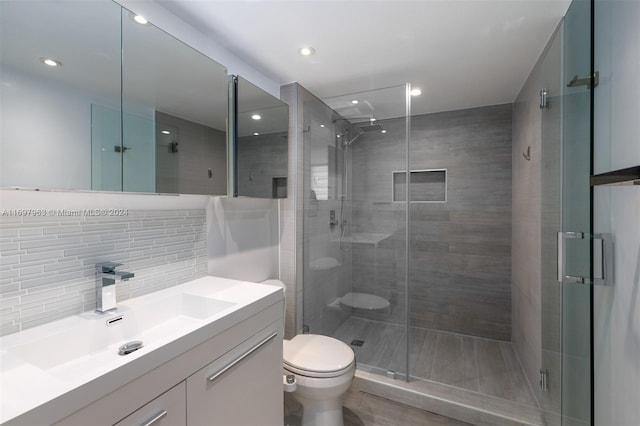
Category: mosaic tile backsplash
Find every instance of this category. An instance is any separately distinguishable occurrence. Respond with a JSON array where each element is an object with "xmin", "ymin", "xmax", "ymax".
[{"xmin": 0, "ymin": 209, "xmax": 207, "ymax": 336}]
